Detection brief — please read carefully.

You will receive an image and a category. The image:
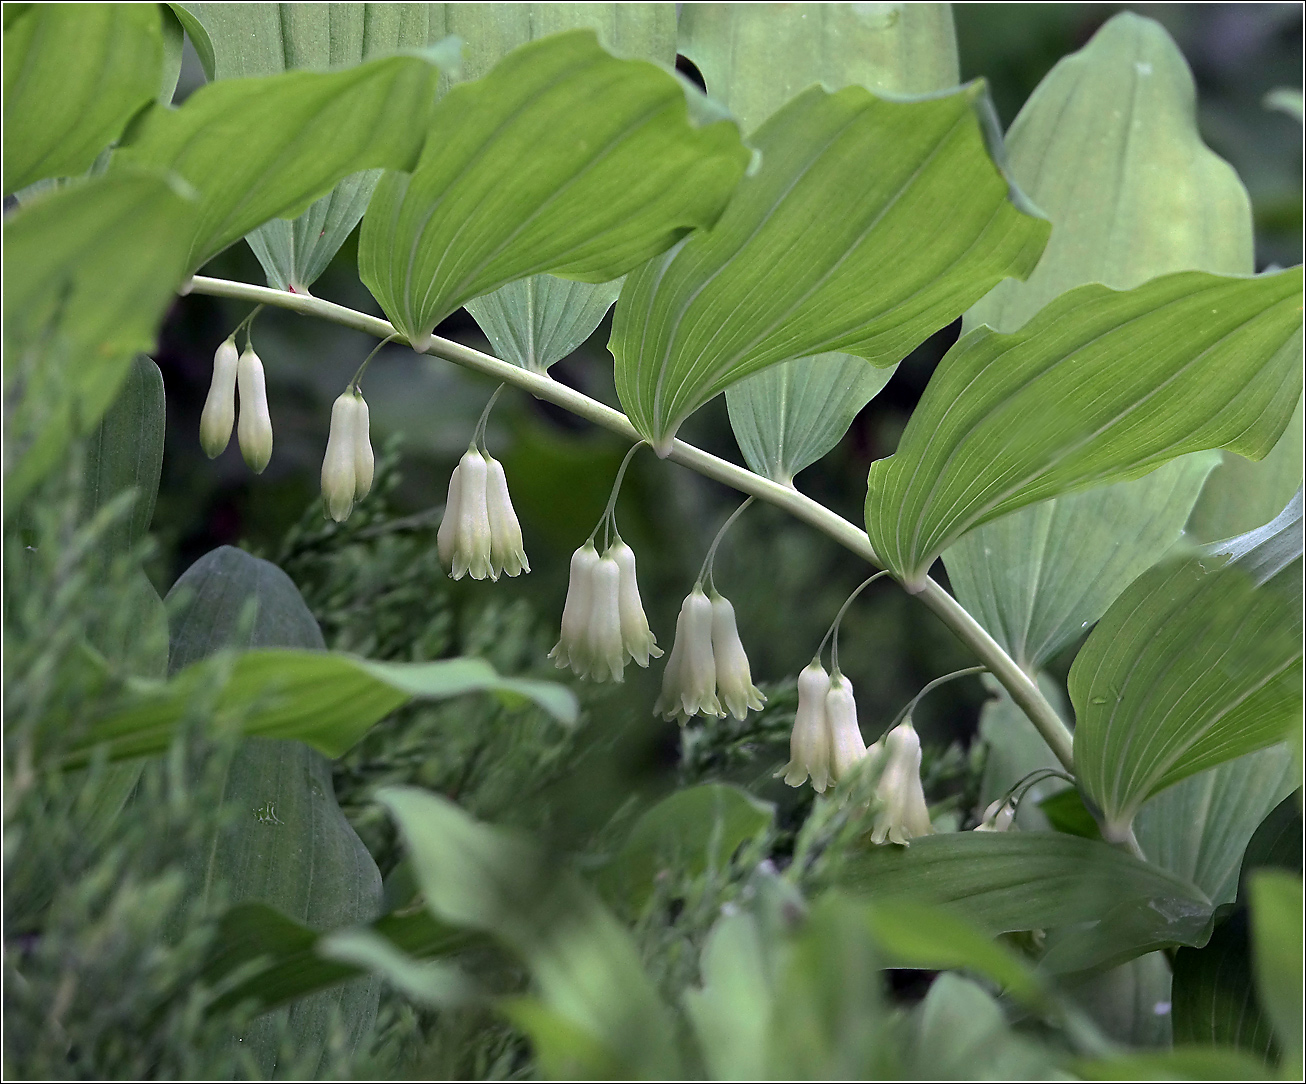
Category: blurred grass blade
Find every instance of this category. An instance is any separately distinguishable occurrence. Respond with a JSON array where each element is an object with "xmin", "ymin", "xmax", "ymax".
[
  {"xmin": 3, "ymin": 4, "xmax": 163, "ymax": 193},
  {"xmin": 1248, "ymin": 870, "xmax": 1304, "ymax": 1073},
  {"xmin": 1075, "ymin": 1045, "xmax": 1273, "ymax": 1080}
]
